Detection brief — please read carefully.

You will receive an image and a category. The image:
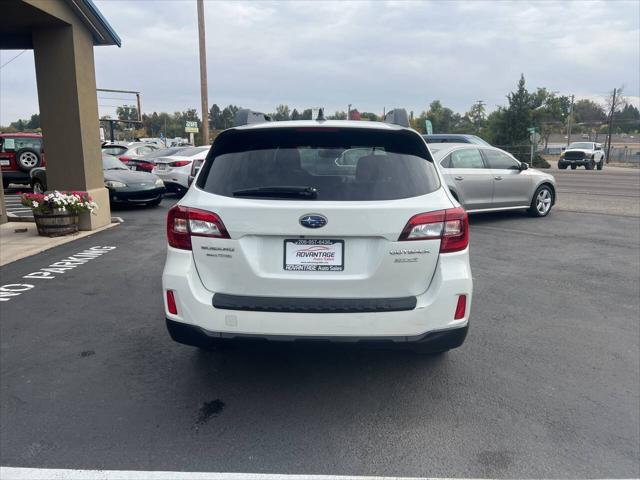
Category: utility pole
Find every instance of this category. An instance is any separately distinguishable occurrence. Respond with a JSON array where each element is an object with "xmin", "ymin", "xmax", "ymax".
[
  {"xmin": 566, "ymin": 94, "xmax": 574, "ymax": 146},
  {"xmin": 605, "ymin": 88, "xmax": 617, "ymax": 164},
  {"xmin": 347, "ymin": 104, "xmax": 351, "ymax": 120},
  {"xmin": 197, "ymin": 0, "xmax": 209, "ymax": 145}
]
